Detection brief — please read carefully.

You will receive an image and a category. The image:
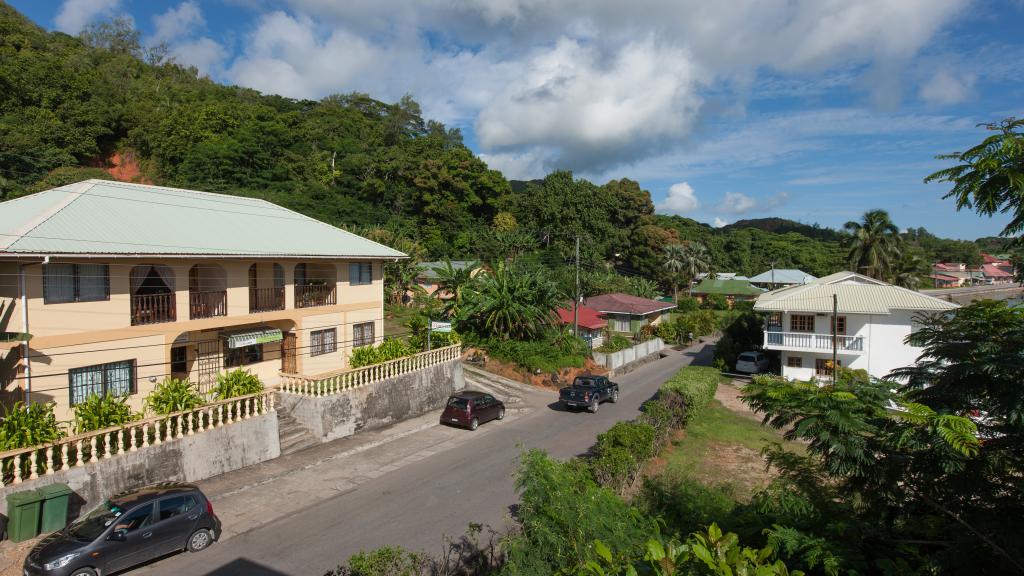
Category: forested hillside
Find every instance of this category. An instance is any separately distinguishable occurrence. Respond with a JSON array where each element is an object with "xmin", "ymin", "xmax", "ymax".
[{"xmin": 0, "ymin": 2, "xmax": 991, "ymax": 290}]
